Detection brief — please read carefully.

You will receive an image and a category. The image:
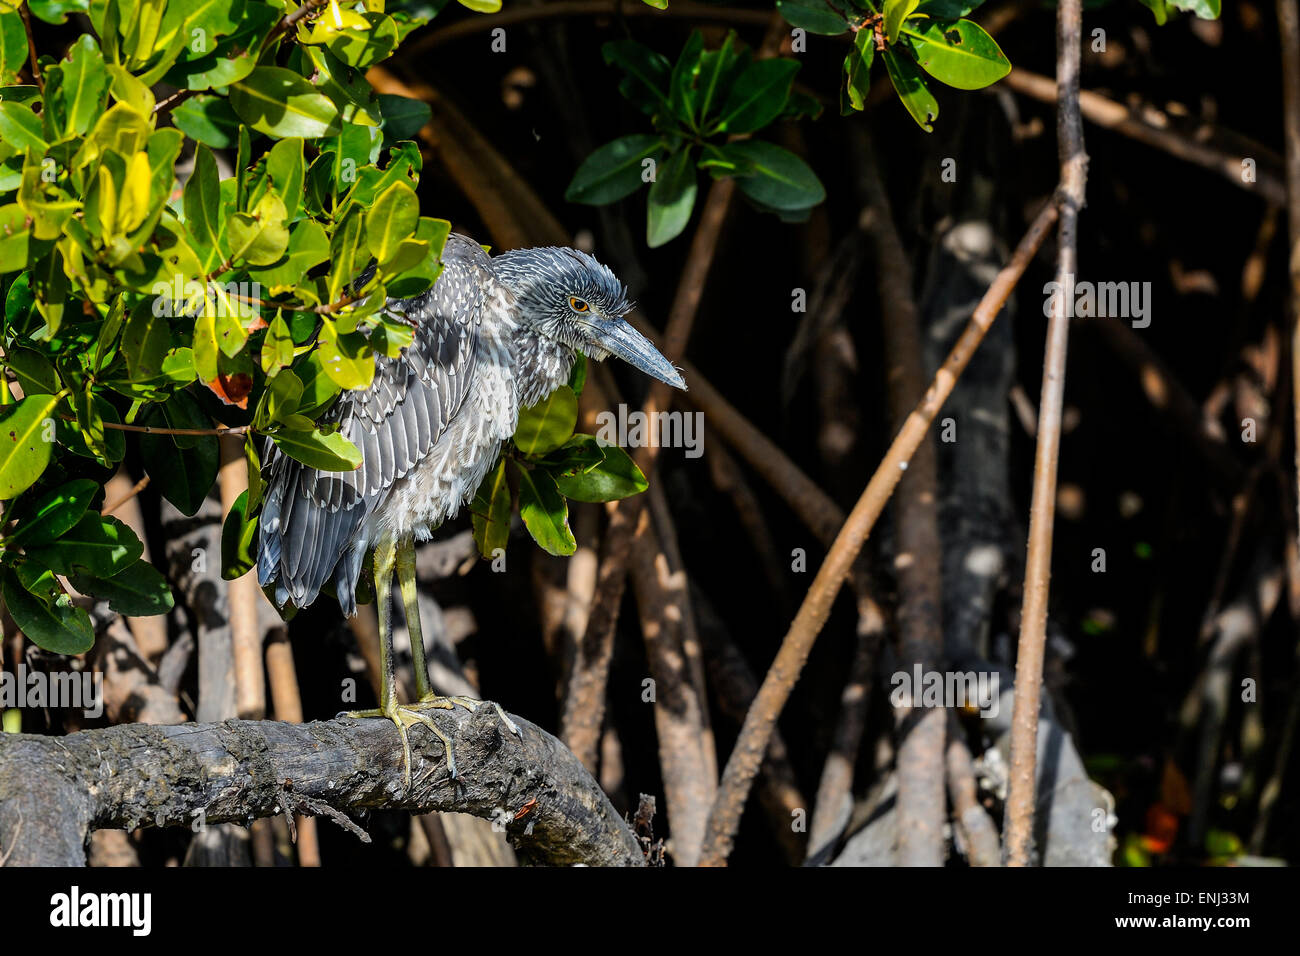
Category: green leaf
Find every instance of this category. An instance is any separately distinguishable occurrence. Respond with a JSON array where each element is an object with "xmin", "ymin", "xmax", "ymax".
[
  {"xmin": 221, "ymin": 489, "xmax": 258, "ymax": 579},
  {"xmin": 552, "ymin": 440, "xmax": 648, "ymax": 503},
  {"xmin": 517, "ymin": 466, "xmax": 575, "ymax": 556},
  {"xmin": 0, "ymin": 203, "xmax": 38, "ymax": 273},
  {"xmin": 367, "ymin": 181, "xmax": 419, "ymax": 267},
  {"xmin": 377, "ymin": 93, "xmax": 431, "ymax": 141},
  {"xmin": 470, "ymin": 456, "xmax": 510, "ymax": 558},
  {"xmin": 248, "ymin": 219, "xmax": 330, "ymax": 295},
  {"xmin": 57, "ymin": 392, "xmax": 124, "ymax": 463},
  {"xmin": 55, "ymin": 34, "xmax": 107, "ymax": 138},
  {"xmin": 295, "ymin": 352, "xmax": 342, "ymax": 414},
  {"xmin": 245, "ymin": 431, "xmax": 264, "ymax": 512},
  {"xmin": 0, "ymin": 394, "xmax": 59, "ymax": 499},
  {"xmin": 106, "ymin": 63, "xmax": 156, "ymax": 115},
  {"xmin": 328, "ymin": 206, "xmax": 366, "ymax": 305},
  {"xmin": 669, "ymin": 30, "xmax": 705, "ymax": 128},
  {"xmin": 271, "ymin": 427, "xmax": 362, "ymax": 471},
  {"xmin": 172, "ymin": 94, "xmax": 241, "ymax": 148},
  {"xmin": 192, "ymin": 308, "xmax": 220, "ymax": 383},
  {"xmin": 319, "ymin": 11, "xmax": 399, "ymax": 69},
  {"xmin": 647, "ymin": 147, "xmax": 698, "ymax": 247},
  {"xmin": 775, "ymin": 0, "xmax": 849, "ymax": 35},
  {"xmin": 566, "ymin": 134, "xmax": 663, "ymax": 205},
  {"xmin": 884, "ymin": 0, "xmax": 921, "ymax": 43},
  {"xmin": 0, "ymin": 101, "xmax": 47, "ymax": 151},
  {"xmin": 568, "ymin": 352, "xmax": 587, "ymax": 397},
  {"xmin": 69, "ymin": 560, "xmax": 174, "ymax": 616},
  {"xmin": 883, "ymin": 48, "xmax": 938, "ymax": 131},
  {"xmin": 1138, "ymin": 0, "xmax": 1169, "ymax": 24},
  {"xmin": 261, "ymin": 314, "xmax": 295, "ymax": 377},
  {"xmin": 901, "ymin": 19, "xmax": 1011, "ymax": 91},
  {"xmin": 841, "ymin": 29, "xmax": 874, "ymax": 114},
  {"xmin": 71, "ymin": 383, "xmax": 114, "ymax": 463},
  {"xmin": 914, "ymin": 0, "xmax": 983, "ymax": 16},
  {"xmin": 184, "ymin": 145, "xmax": 224, "ymax": 271},
  {"xmin": 28, "ymin": 0, "xmax": 90, "ymax": 25},
  {"xmin": 7, "ymin": 478, "xmax": 98, "ymax": 546},
  {"xmin": 0, "ymin": 13, "xmax": 28, "ymax": 86},
  {"xmin": 262, "ymin": 143, "xmax": 306, "ymax": 227},
  {"xmin": 230, "ymin": 67, "xmax": 343, "ymax": 139},
  {"xmin": 694, "ymin": 32, "xmax": 746, "ymax": 128},
  {"xmin": 539, "ymin": 433, "xmax": 606, "ymax": 476},
  {"xmin": 723, "ymin": 140, "xmax": 825, "ymax": 211},
  {"xmin": 601, "ymin": 39, "xmax": 672, "ymax": 116},
  {"xmin": 139, "ymin": 391, "xmax": 220, "ymax": 515},
  {"xmin": 227, "ymin": 192, "xmax": 290, "ymax": 266},
  {"xmin": 27, "ymin": 512, "xmax": 143, "ymax": 577},
  {"xmin": 3, "ymin": 346, "xmax": 59, "ymax": 395},
  {"xmin": 30, "ymin": 246, "xmax": 69, "ymax": 336},
  {"xmin": 1167, "ymin": 0, "xmax": 1219, "ymax": 18},
  {"xmin": 514, "ymin": 385, "xmax": 577, "ymax": 455},
  {"xmin": 318, "ymin": 316, "xmax": 375, "ymax": 390},
  {"xmin": 2, "ymin": 567, "xmax": 94, "ymax": 655},
  {"xmin": 123, "ymin": 298, "xmax": 171, "ymax": 383},
  {"xmin": 712, "ymin": 59, "xmax": 799, "ymax": 134},
  {"xmin": 297, "ymin": 43, "xmax": 380, "ymax": 129}
]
